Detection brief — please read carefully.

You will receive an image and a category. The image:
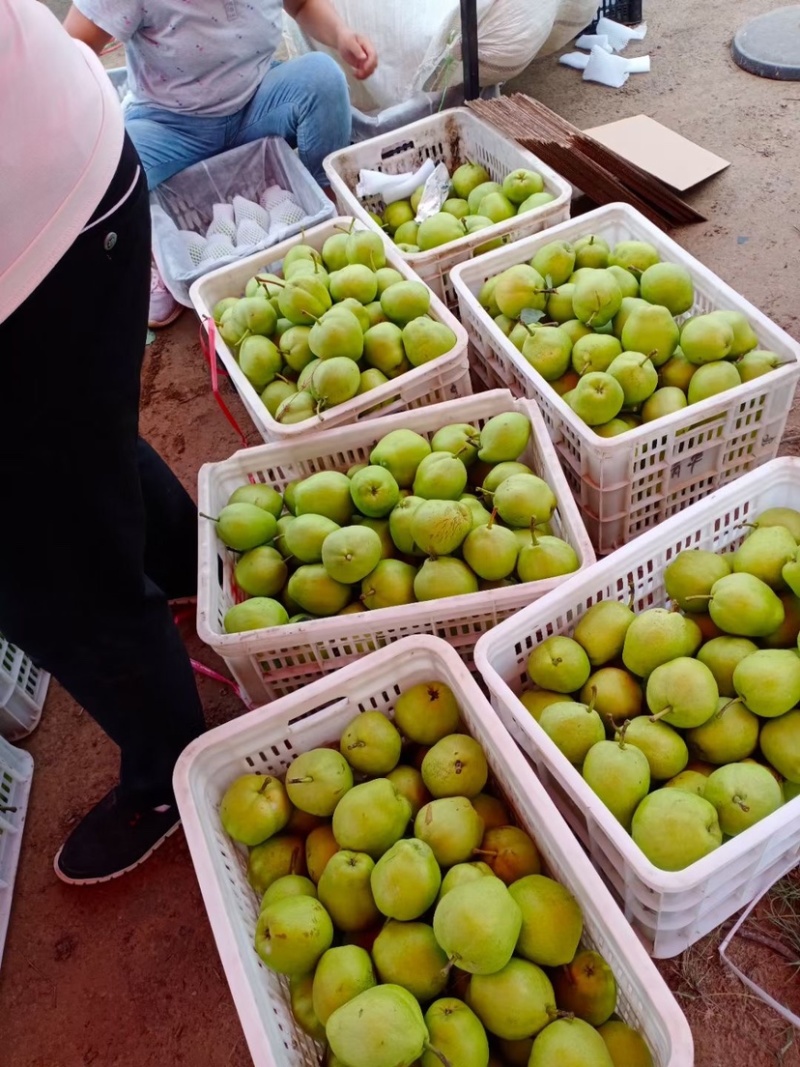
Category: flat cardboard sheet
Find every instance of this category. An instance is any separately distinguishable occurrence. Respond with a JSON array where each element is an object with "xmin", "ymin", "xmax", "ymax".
[{"xmin": 583, "ymin": 114, "xmax": 730, "ymax": 191}]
